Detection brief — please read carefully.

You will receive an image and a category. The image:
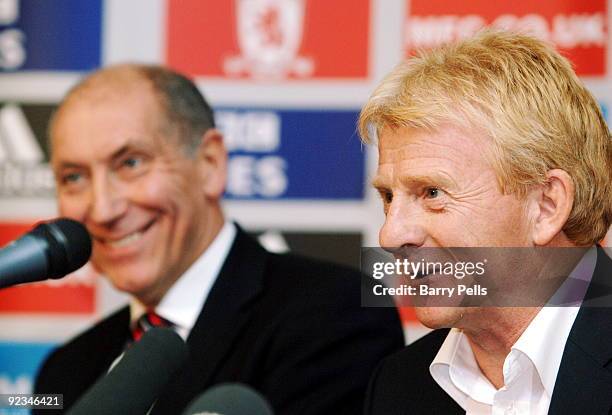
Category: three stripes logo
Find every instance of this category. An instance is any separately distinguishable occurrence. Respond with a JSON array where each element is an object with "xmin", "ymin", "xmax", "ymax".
[{"xmin": 0, "ymin": 103, "xmax": 55, "ymax": 196}]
